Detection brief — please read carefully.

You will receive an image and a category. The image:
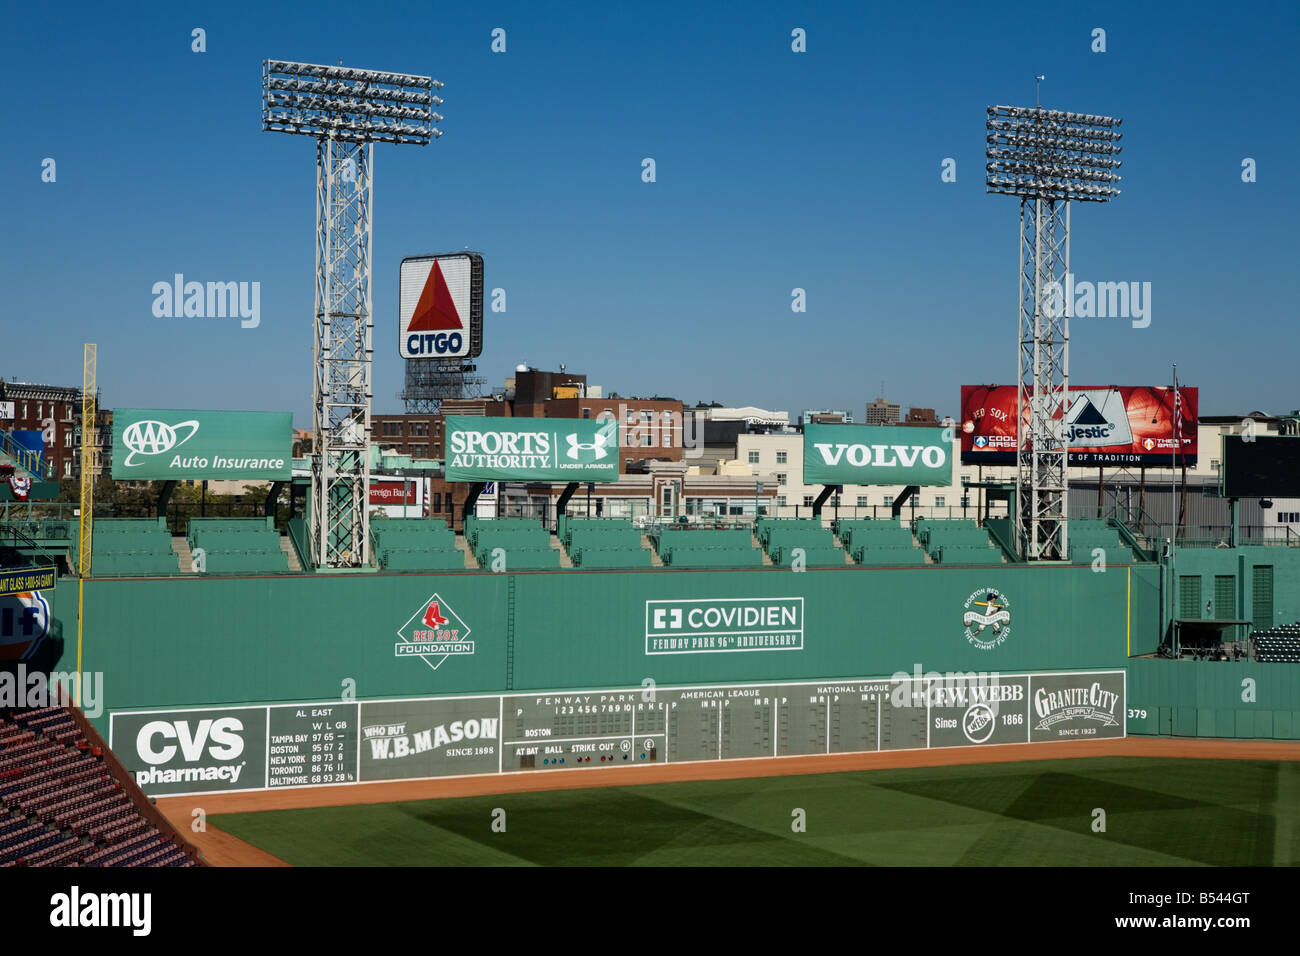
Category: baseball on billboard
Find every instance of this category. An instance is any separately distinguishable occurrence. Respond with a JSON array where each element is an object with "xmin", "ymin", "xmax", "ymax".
[{"xmin": 399, "ymin": 252, "xmax": 484, "ymax": 359}]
